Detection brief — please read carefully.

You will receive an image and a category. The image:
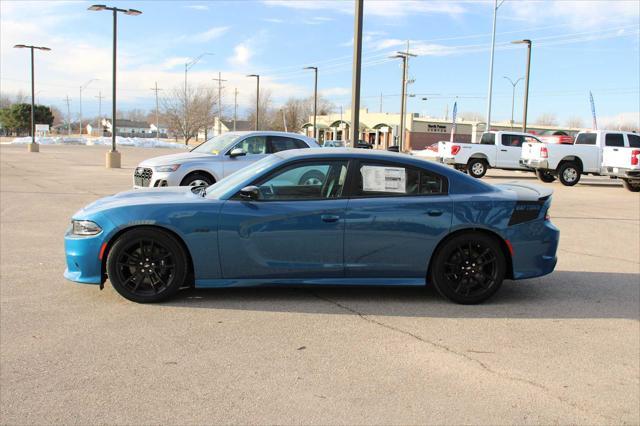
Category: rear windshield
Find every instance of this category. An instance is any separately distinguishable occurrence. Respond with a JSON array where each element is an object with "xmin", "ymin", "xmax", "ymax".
[
  {"xmin": 575, "ymin": 133, "xmax": 597, "ymax": 145},
  {"xmin": 480, "ymin": 133, "xmax": 495, "ymax": 145}
]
